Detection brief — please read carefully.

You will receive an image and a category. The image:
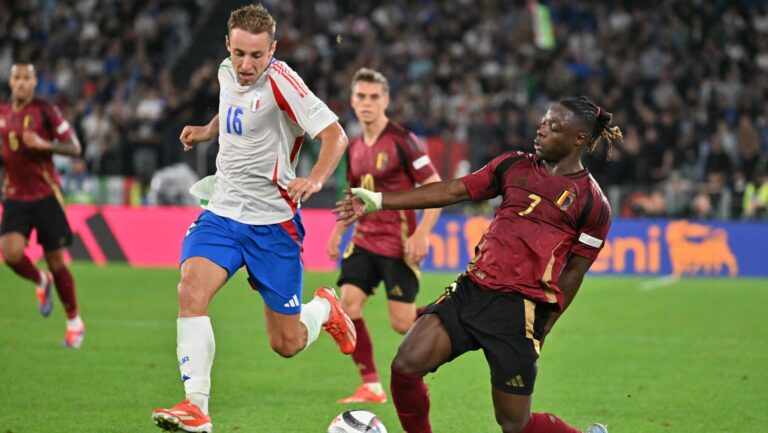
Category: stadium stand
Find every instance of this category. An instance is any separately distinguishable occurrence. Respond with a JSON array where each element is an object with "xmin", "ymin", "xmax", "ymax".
[{"xmin": 2, "ymin": 0, "xmax": 767, "ymax": 219}]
